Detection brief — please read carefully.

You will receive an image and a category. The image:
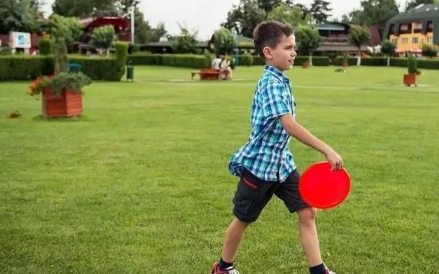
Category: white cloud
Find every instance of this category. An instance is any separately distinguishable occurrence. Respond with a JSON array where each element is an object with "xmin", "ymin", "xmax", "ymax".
[{"xmin": 41, "ymin": 0, "xmax": 407, "ymax": 40}]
